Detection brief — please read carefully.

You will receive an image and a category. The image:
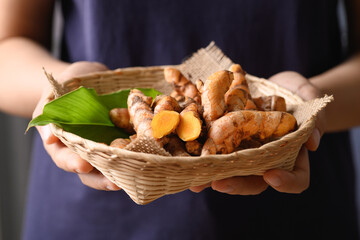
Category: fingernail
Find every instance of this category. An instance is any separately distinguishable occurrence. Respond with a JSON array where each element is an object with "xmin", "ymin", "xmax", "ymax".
[
  {"xmin": 106, "ymin": 185, "xmax": 120, "ymax": 191},
  {"xmin": 266, "ymin": 175, "xmax": 282, "ymax": 187}
]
